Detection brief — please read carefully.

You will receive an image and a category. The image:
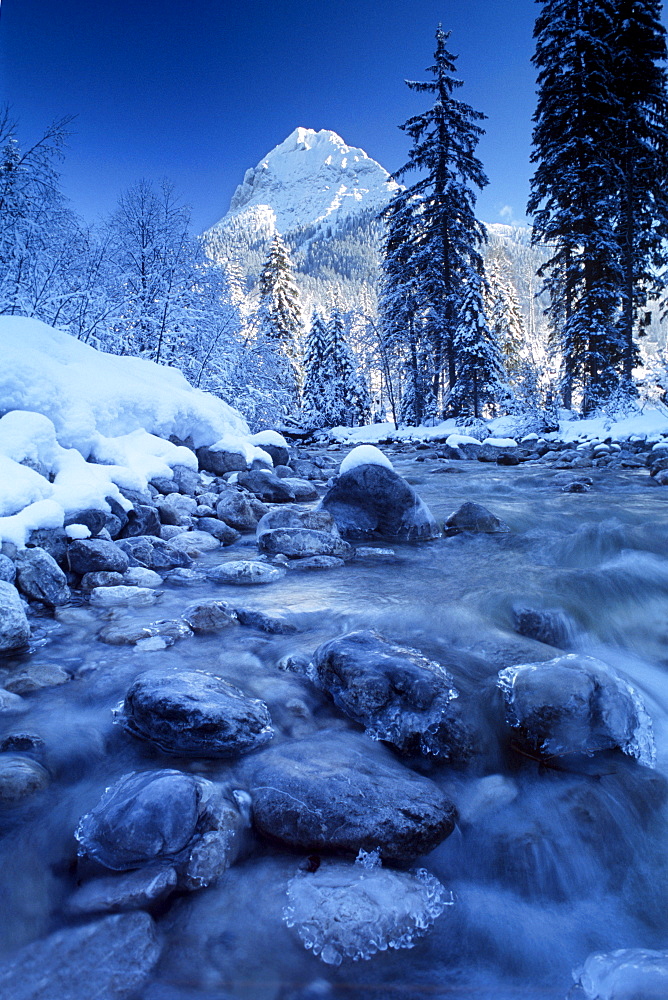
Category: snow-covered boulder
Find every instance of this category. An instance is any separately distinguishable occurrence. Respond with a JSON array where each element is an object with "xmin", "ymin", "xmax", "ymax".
[
  {"xmin": 0, "ymin": 317, "xmax": 250, "ymax": 546},
  {"xmin": 320, "ymin": 451, "xmax": 439, "ymax": 542},
  {"xmin": 115, "ymin": 669, "xmax": 273, "ymax": 757},
  {"xmin": 307, "ymin": 630, "xmax": 474, "ymax": 759},
  {"xmin": 498, "ymin": 653, "xmax": 655, "ymax": 765}
]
